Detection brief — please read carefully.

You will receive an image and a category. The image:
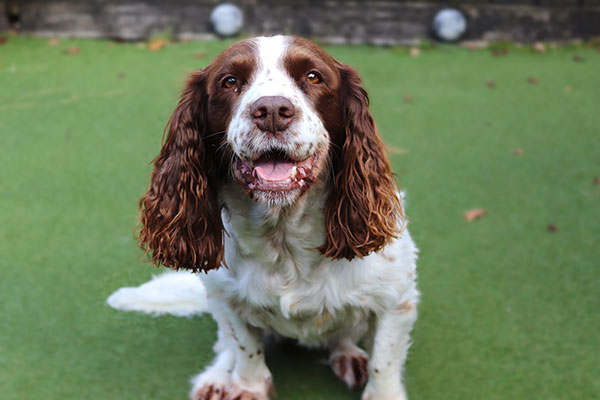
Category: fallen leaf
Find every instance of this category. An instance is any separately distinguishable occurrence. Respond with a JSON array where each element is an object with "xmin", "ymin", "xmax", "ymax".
[
  {"xmin": 573, "ymin": 55, "xmax": 584, "ymax": 63},
  {"xmin": 511, "ymin": 147, "xmax": 524, "ymax": 155},
  {"xmin": 193, "ymin": 51, "xmax": 207, "ymax": 59},
  {"xmin": 0, "ymin": 36, "xmax": 7, "ymax": 45},
  {"xmin": 487, "ymin": 81, "xmax": 496, "ymax": 89},
  {"xmin": 533, "ymin": 42, "xmax": 546, "ymax": 53},
  {"xmin": 527, "ymin": 77, "xmax": 539, "ymax": 85},
  {"xmin": 402, "ymin": 95, "xmax": 414, "ymax": 103},
  {"xmin": 463, "ymin": 208, "xmax": 487, "ymax": 222},
  {"xmin": 63, "ymin": 46, "xmax": 80, "ymax": 55},
  {"xmin": 118, "ymin": 72, "xmax": 126, "ymax": 79},
  {"xmin": 148, "ymin": 39, "xmax": 168, "ymax": 51},
  {"xmin": 547, "ymin": 224, "xmax": 557, "ymax": 232},
  {"xmin": 466, "ymin": 42, "xmax": 478, "ymax": 51},
  {"xmin": 594, "ymin": 176, "xmax": 599, "ymax": 185},
  {"xmin": 565, "ymin": 85, "xmax": 573, "ymax": 93},
  {"xmin": 385, "ymin": 145, "xmax": 409, "ymax": 155},
  {"xmin": 491, "ymin": 48, "xmax": 509, "ymax": 57},
  {"xmin": 409, "ymin": 47, "xmax": 421, "ymax": 58},
  {"xmin": 48, "ymin": 38, "xmax": 60, "ymax": 46}
]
